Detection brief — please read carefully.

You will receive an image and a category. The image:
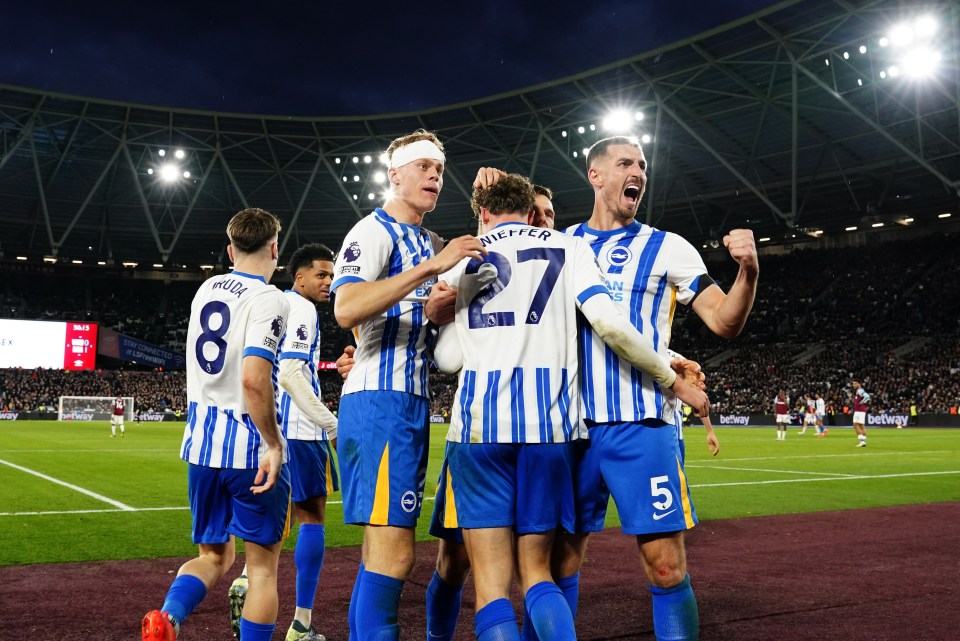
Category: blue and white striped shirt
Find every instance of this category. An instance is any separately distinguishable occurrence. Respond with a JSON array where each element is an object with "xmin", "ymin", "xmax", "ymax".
[
  {"xmin": 275, "ymin": 289, "xmax": 330, "ymax": 441},
  {"xmin": 331, "ymin": 209, "xmax": 437, "ymax": 398},
  {"xmin": 443, "ymin": 222, "xmax": 609, "ymax": 444},
  {"xmin": 181, "ymin": 271, "xmax": 289, "ymax": 469},
  {"xmin": 566, "ymin": 221, "xmax": 713, "ymax": 425}
]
